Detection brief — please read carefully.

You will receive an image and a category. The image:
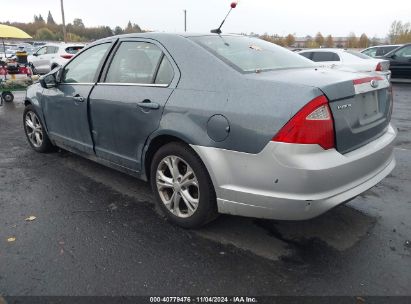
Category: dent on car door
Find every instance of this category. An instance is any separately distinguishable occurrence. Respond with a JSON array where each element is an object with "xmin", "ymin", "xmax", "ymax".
[
  {"xmin": 89, "ymin": 40, "xmax": 178, "ymax": 171},
  {"xmin": 41, "ymin": 42, "xmax": 112, "ymax": 154}
]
